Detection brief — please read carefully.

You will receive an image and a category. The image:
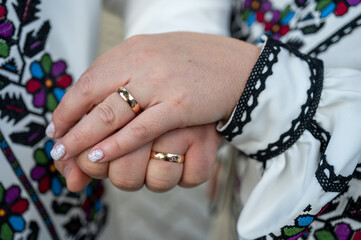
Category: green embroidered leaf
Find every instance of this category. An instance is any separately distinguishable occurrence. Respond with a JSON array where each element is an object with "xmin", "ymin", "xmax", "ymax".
[
  {"xmin": 34, "ymin": 149, "xmax": 48, "ymax": 165},
  {"xmin": 0, "ymin": 183, "xmax": 4, "ymax": 202},
  {"xmin": 242, "ymin": 9, "xmax": 251, "ymax": 21},
  {"xmin": 0, "ymin": 41, "xmax": 9, "ymax": 58},
  {"xmin": 315, "ymin": 230, "xmax": 336, "ymax": 240},
  {"xmin": 281, "ymin": 5, "xmax": 291, "ymax": 19},
  {"xmin": 283, "ymin": 226, "xmax": 305, "ymax": 236},
  {"xmin": 1, "ymin": 222, "xmax": 14, "ymax": 240},
  {"xmin": 46, "ymin": 92, "xmax": 57, "ymax": 112},
  {"xmin": 316, "ymin": 0, "xmax": 332, "ymax": 10},
  {"xmin": 41, "ymin": 54, "xmax": 52, "ymax": 74}
]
